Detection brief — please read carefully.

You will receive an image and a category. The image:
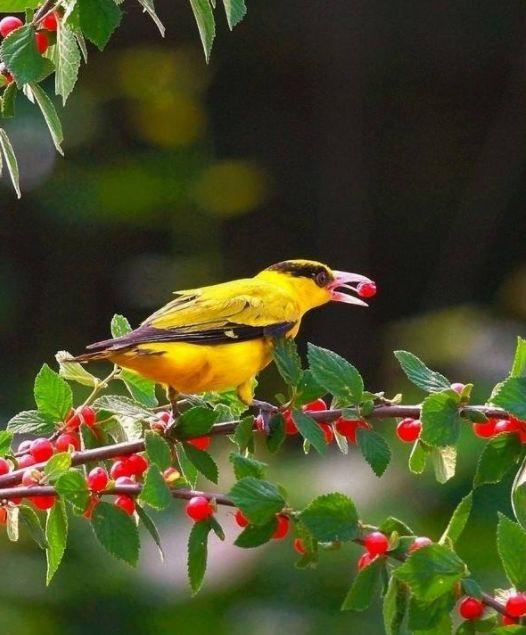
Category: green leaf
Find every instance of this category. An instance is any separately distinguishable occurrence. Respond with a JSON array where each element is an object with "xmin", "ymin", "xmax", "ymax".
[
  {"xmin": 119, "ymin": 369, "xmax": 158, "ymax": 408},
  {"xmin": 394, "ymin": 351, "xmax": 451, "ymax": 393},
  {"xmin": 183, "ymin": 443, "xmax": 218, "ymax": 483},
  {"xmin": 420, "ymin": 390, "xmax": 462, "ymax": 447},
  {"xmin": 0, "ymin": 430, "xmax": 13, "ymax": 457},
  {"xmin": 54, "ymin": 21, "xmax": 80, "ymax": 105},
  {"xmin": 341, "ymin": 556, "xmax": 384, "ymax": 611},
  {"xmin": 295, "ymin": 369, "xmax": 326, "ymax": 406},
  {"xmin": 229, "ymin": 452, "xmax": 267, "ymax": 480},
  {"xmin": 273, "ymin": 337, "xmax": 302, "ymax": 386},
  {"xmin": 497, "ymin": 513, "xmax": 526, "ymax": 590},
  {"xmin": 110, "ymin": 313, "xmax": 132, "ymax": 337},
  {"xmin": 461, "ymin": 578, "xmax": 483, "ymax": 600},
  {"xmin": 0, "ymin": 128, "xmax": 20, "ymax": 197},
  {"xmin": 187, "ymin": 519, "xmax": 211, "ymax": 594},
  {"xmin": 292, "ymin": 409, "xmax": 327, "ymax": 455},
  {"xmin": 46, "ymin": 501, "xmax": 67, "ymax": 584},
  {"xmin": 55, "ymin": 350, "xmax": 97, "ymax": 387},
  {"xmin": 439, "ymin": 492, "xmax": 473, "ymax": 545},
  {"xmin": 136, "ymin": 504, "xmax": 164, "ymax": 562},
  {"xmin": 175, "ymin": 442, "xmax": 198, "ymax": 488},
  {"xmin": 492, "ymin": 377, "xmax": 526, "ymax": 420},
  {"xmin": 474, "ymin": 432, "xmax": 523, "ymax": 487},
  {"xmin": 511, "ymin": 337, "xmax": 526, "ymax": 377},
  {"xmin": 175, "ymin": 406, "xmax": 218, "ymax": 438},
  {"xmin": 357, "ymin": 428, "xmax": 391, "ymax": 476},
  {"xmin": 137, "ymin": 0, "xmax": 166, "ymax": 36},
  {"xmin": 409, "ymin": 440, "xmax": 429, "ymax": 474},
  {"xmin": 493, "ymin": 626, "xmax": 526, "ymax": 635},
  {"xmin": 34, "ymin": 363, "xmax": 73, "ymax": 420},
  {"xmin": 431, "ymin": 446, "xmax": 457, "ymax": 484},
  {"xmin": 229, "ymin": 477, "xmax": 285, "ymax": 525},
  {"xmin": 18, "ymin": 504, "xmax": 47, "ymax": 549},
  {"xmin": 55, "ymin": 469, "xmax": 90, "ymax": 512},
  {"xmin": 222, "ymin": 0, "xmax": 246, "ymax": 29},
  {"xmin": 1, "ymin": 81, "xmax": 17, "ymax": 118},
  {"xmin": 307, "ymin": 344, "xmax": 363, "ymax": 405},
  {"xmin": 513, "ymin": 457, "xmax": 526, "ymax": 530},
  {"xmin": 408, "ymin": 591, "xmax": 456, "ymax": 631},
  {"xmin": 379, "ymin": 517, "xmax": 414, "ymax": 536},
  {"xmin": 0, "ymin": 24, "xmax": 48, "ymax": 85},
  {"xmin": 266, "ymin": 412, "xmax": 286, "ymax": 454},
  {"xmin": 91, "ymin": 501, "xmax": 140, "ymax": 566},
  {"xmin": 0, "ymin": 0, "xmax": 39, "ymax": 8},
  {"xmin": 93, "ymin": 395, "xmax": 152, "ymax": 421},
  {"xmin": 7, "ymin": 409, "xmax": 55, "ymax": 435},
  {"xmin": 144, "ymin": 431, "xmax": 172, "ymax": 471},
  {"xmin": 233, "ymin": 416, "xmax": 254, "ymax": 453},
  {"xmin": 383, "ymin": 576, "xmax": 409, "ymax": 635},
  {"xmin": 234, "ymin": 517, "xmax": 277, "ymax": 548},
  {"xmin": 299, "ymin": 492, "xmax": 359, "ymax": 542},
  {"xmin": 394, "ymin": 544, "xmax": 467, "ymax": 601},
  {"xmin": 139, "ymin": 467, "xmax": 172, "ymax": 510},
  {"xmin": 44, "ymin": 452, "xmax": 72, "ymax": 481},
  {"xmin": 71, "ymin": 0, "xmax": 122, "ymax": 50},
  {"xmin": 29, "ymin": 83, "xmax": 64, "ymax": 154},
  {"xmin": 189, "ymin": 0, "xmax": 215, "ymax": 62}
]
